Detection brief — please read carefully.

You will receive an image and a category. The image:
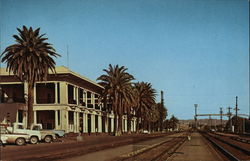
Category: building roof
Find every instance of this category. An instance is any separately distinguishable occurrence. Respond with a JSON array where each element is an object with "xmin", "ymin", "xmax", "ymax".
[{"xmin": 0, "ymin": 66, "xmax": 104, "ymax": 89}]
